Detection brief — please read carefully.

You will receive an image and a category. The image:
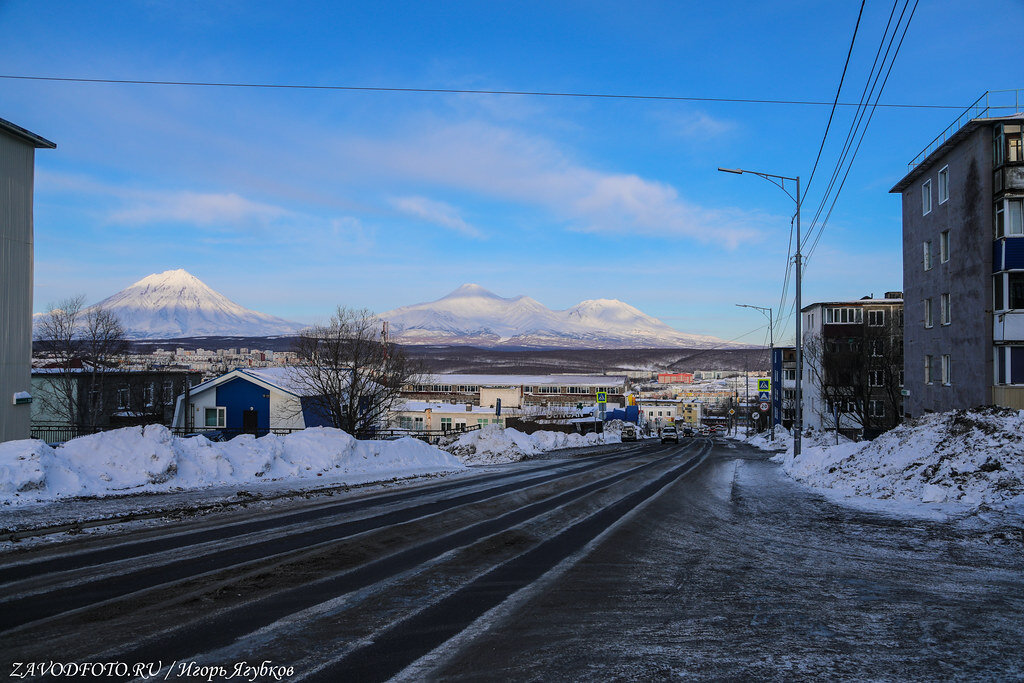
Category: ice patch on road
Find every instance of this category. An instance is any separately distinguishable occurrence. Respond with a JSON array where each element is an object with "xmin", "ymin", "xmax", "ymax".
[{"xmin": 0, "ymin": 425, "xmax": 465, "ymax": 506}]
